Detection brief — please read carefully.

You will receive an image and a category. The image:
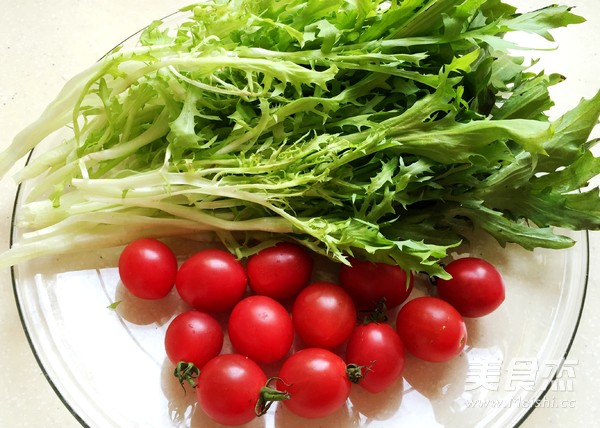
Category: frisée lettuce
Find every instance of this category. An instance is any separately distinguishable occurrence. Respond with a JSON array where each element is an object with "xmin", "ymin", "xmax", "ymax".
[{"xmin": 1, "ymin": 0, "xmax": 600, "ymax": 278}]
